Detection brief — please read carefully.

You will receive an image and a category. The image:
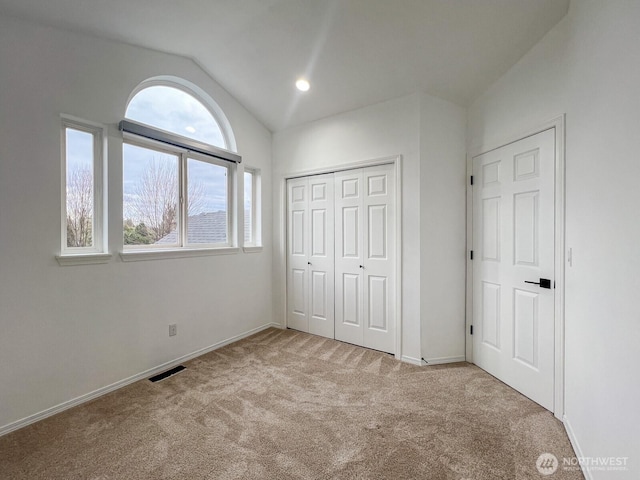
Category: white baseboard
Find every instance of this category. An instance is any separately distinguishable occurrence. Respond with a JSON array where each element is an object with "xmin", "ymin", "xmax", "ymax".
[
  {"xmin": 0, "ymin": 322, "xmax": 281, "ymax": 437},
  {"xmin": 401, "ymin": 355, "xmax": 424, "ymax": 366},
  {"xmin": 424, "ymin": 355, "xmax": 466, "ymax": 365},
  {"xmin": 564, "ymin": 415, "xmax": 592, "ymax": 480}
]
